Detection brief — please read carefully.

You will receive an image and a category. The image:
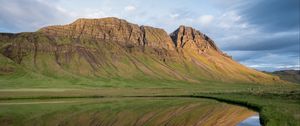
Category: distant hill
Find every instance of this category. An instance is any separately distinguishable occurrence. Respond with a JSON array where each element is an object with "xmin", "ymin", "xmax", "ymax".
[
  {"xmin": 0, "ymin": 17, "xmax": 284, "ymax": 86},
  {"xmin": 266, "ymin": 70, "xmax": 300, "ymax": 84}
]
